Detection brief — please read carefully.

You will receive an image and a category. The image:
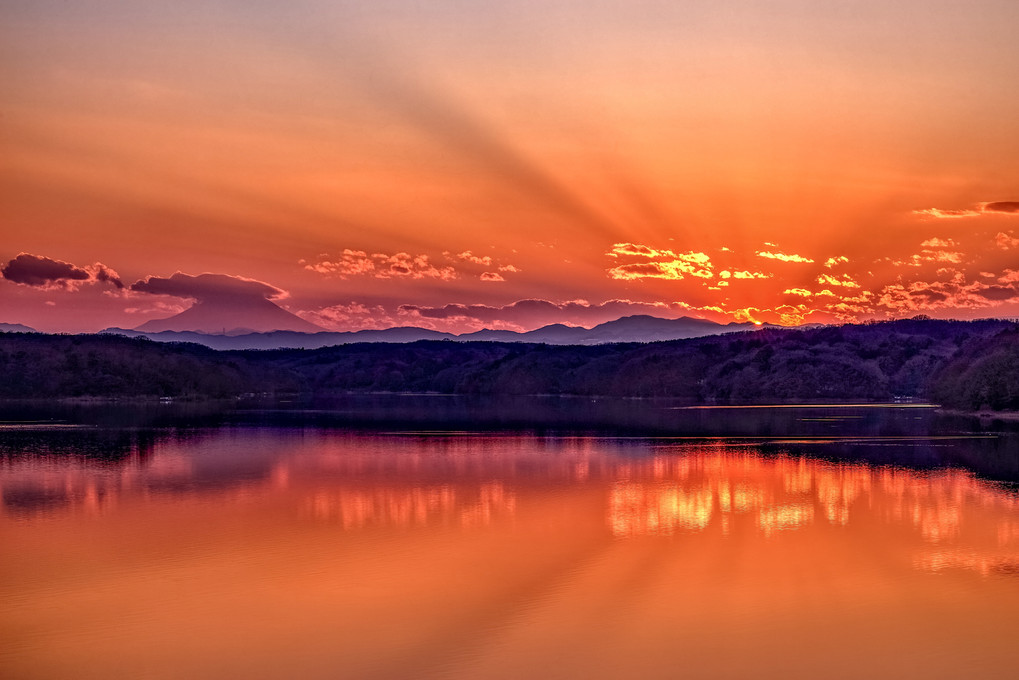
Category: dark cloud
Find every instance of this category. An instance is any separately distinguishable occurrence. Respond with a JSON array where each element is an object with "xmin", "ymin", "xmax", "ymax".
[
  {"xmin": 1, "ymin": 254, "xmax": 88, "ymax": 287},
  {"xmin": 1, "ymin": 253, "xmax": 123, "ymax": 289},
  {"xmin": 93, "ymin": 266, "xmax": 124, "ymax": 289},
  {"xmin": 130, "ymin": 273, "xmax": 286, "ymax": 301},
  {"xmin": 975, "ymin": 285, "xmax": 1019, "ymax": 301},
  {"xmin": 908, "ymin": 288, "xmax": 948, "ymax": 303},
  {"xmin": 983, "ymin": 201, "xmax": 1019, "ymax": 214}
]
